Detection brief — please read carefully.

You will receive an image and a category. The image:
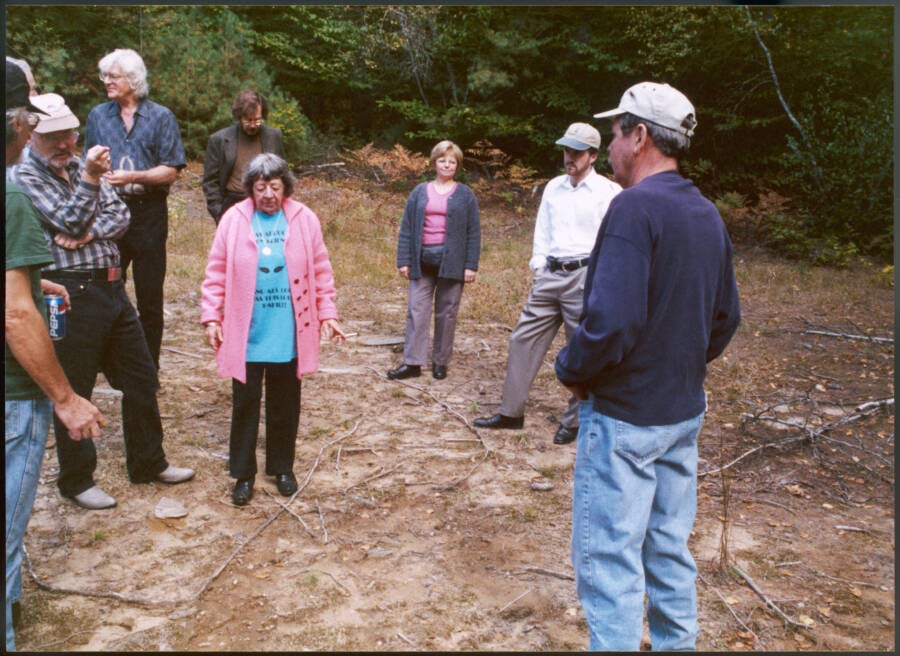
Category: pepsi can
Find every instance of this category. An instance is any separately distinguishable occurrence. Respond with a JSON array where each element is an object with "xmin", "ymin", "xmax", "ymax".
[{"xmin": 45, "ymin": 294, "xmax": 66, "ymax": 341}]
